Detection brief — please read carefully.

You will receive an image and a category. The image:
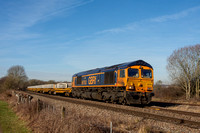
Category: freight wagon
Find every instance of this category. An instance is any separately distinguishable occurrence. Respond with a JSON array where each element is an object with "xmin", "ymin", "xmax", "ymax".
[{"xmin": 27, "ymin": 83, "xmax": 71, "ymax": 95}]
